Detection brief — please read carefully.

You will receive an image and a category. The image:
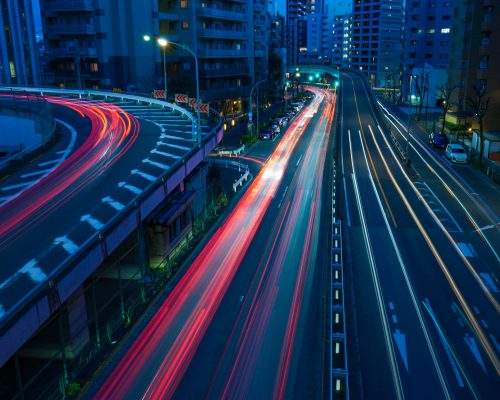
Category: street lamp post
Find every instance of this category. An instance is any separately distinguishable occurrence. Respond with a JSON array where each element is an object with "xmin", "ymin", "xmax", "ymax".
[{"xmin": 143, "ymin": 35, "xmax": 201, "ymax": 145}]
